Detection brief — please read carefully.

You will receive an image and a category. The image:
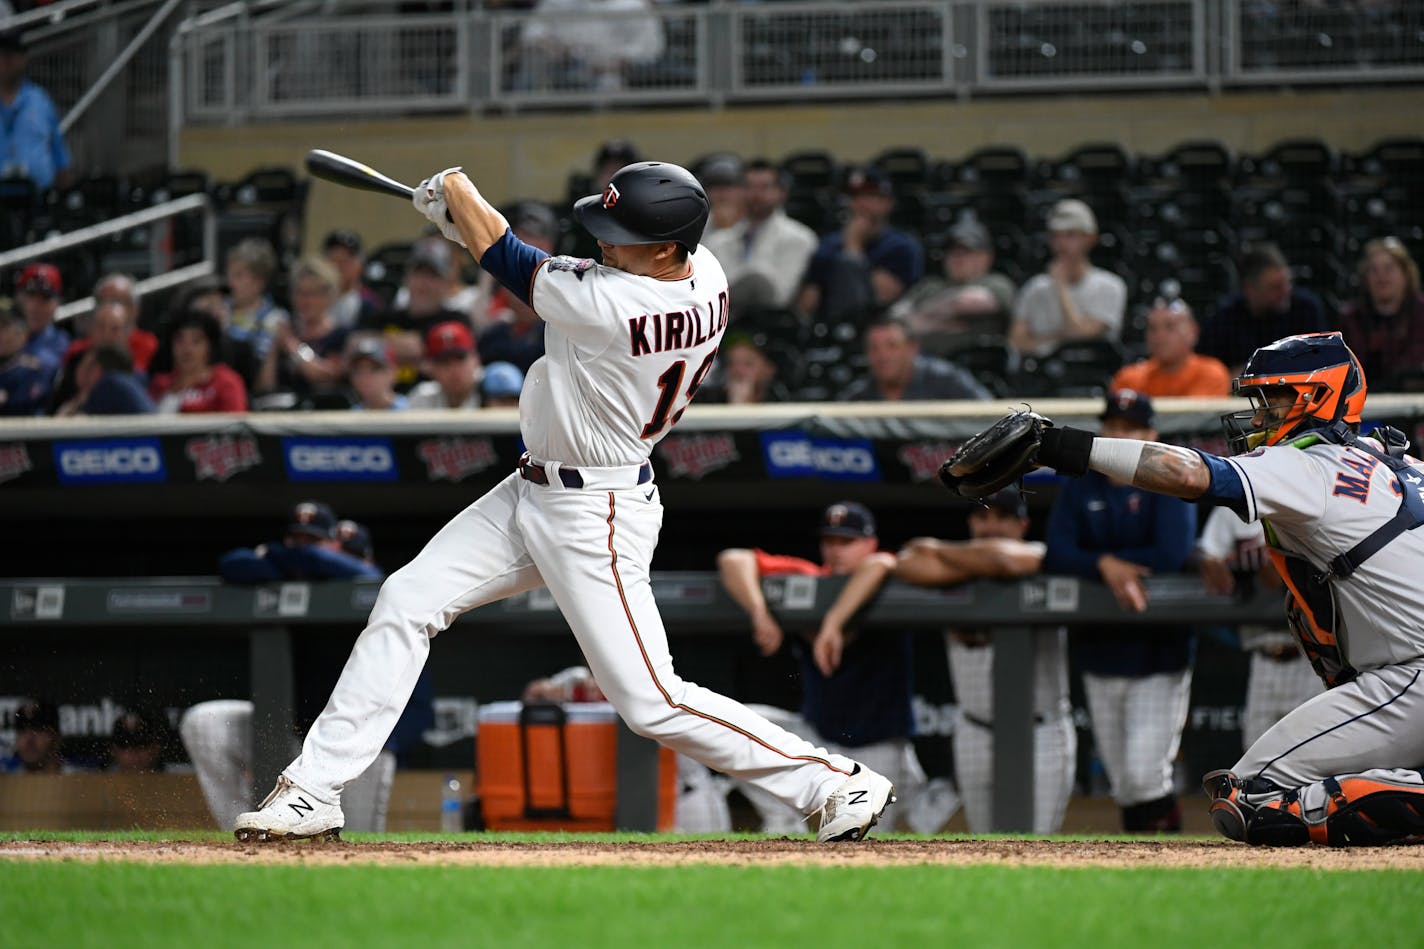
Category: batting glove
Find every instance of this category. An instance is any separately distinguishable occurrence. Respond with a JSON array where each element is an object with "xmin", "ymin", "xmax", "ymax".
[{"xmin": 413, "ymin": 166, "xmax": 467, "ymax": 246}]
